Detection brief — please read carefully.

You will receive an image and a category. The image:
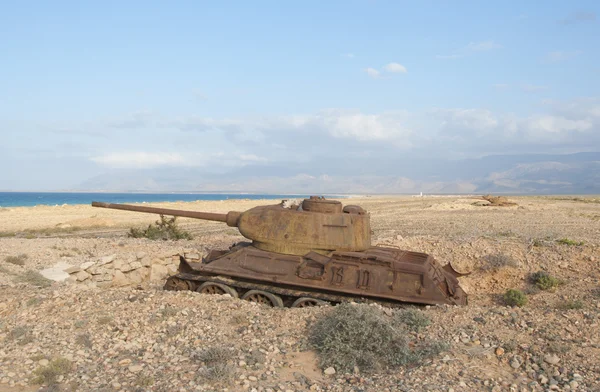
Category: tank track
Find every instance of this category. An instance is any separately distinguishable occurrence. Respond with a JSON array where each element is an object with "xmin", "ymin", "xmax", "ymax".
[{"xmin": 164, "ymin": 272, "xmax": 409, "ymax": 308}]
